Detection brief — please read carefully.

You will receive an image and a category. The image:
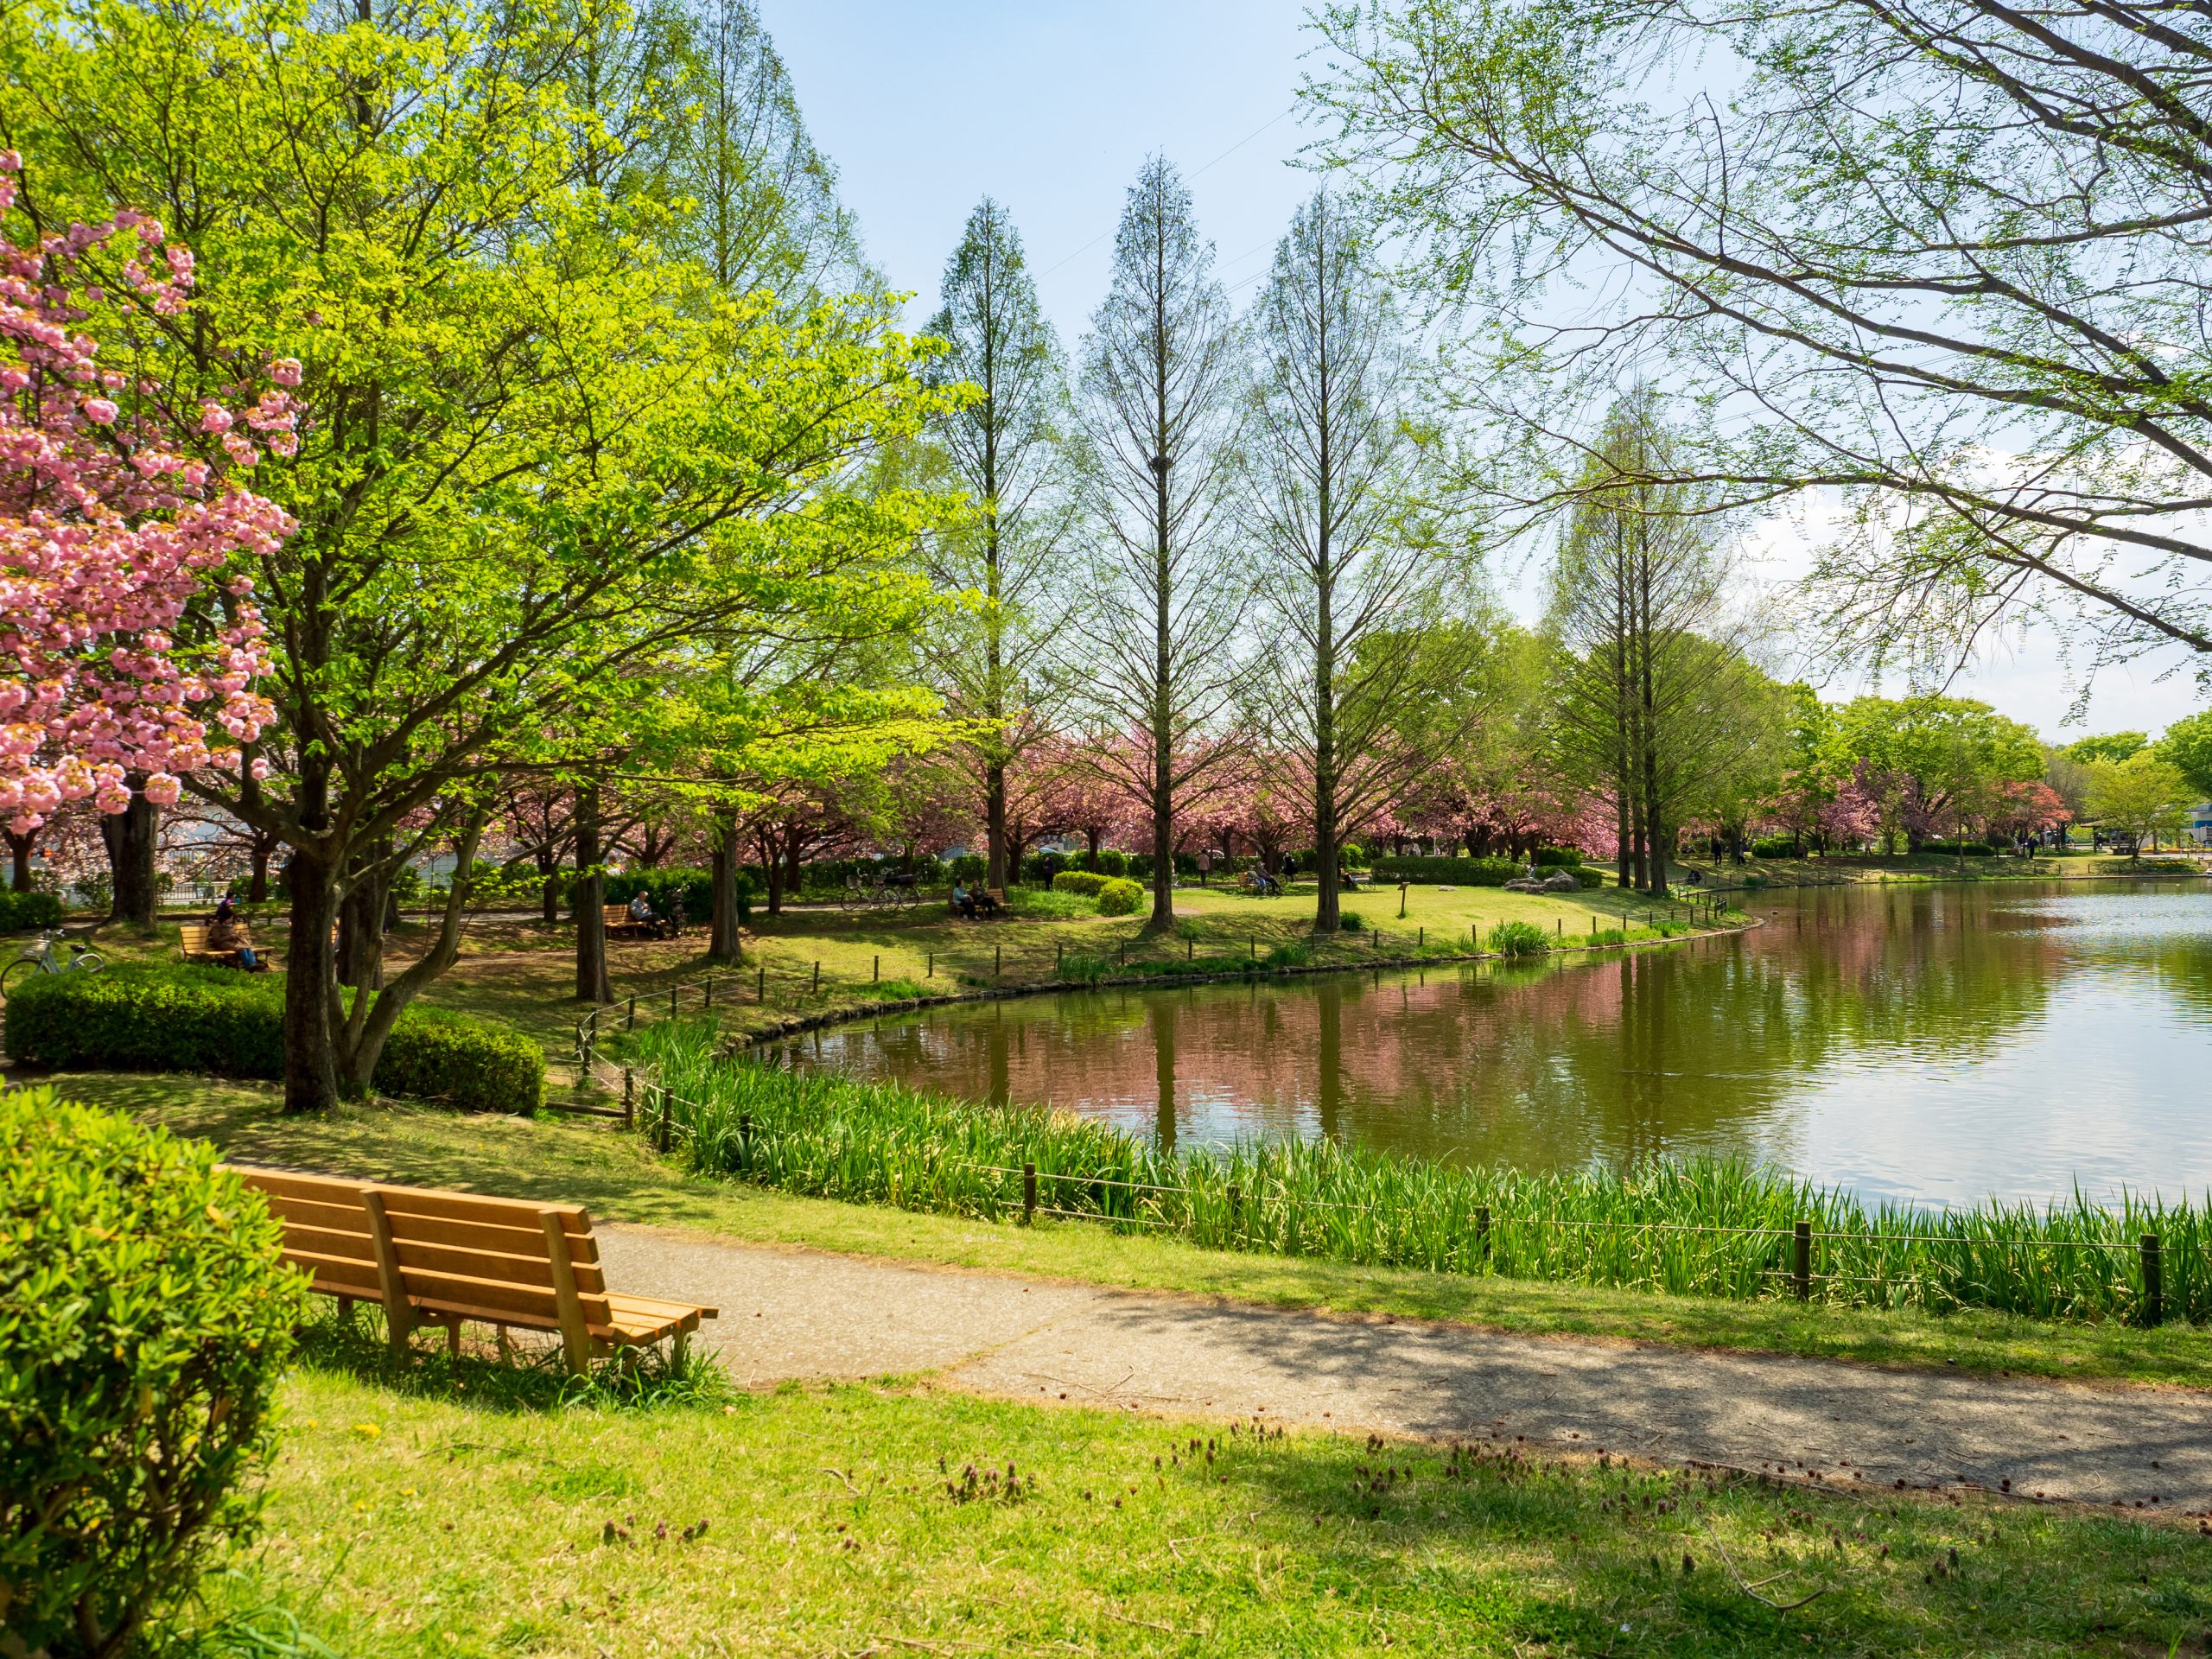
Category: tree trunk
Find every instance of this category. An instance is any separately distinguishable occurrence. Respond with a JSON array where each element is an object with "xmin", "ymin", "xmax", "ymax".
[
  {"xmin": 281, "ymin": 835, "xmax": 345, "ymax": 1114},
  {"xmin": 4, "ymin": 827, "xmax": 32, "ymax": 892},
  {"xmin": 99, "ymin": 791, "xmax": 160, "ymax": 928},
  {"xmin": 574, "ymin": 783, "xmax": 612, "ymax": 1004},
  {"xmin": 985, "ymin": 760, "xmax": 1009, "ymax": 892},
  {"xmin": 247, "ymin": 832, "xmax": 273, "ymax": 903},
  {"xmin": 709, "ymin": 809, "xmax": 743, "ymax": 962},
  {"xmin": 337, "ymin": 840, "xmax": 392, "ymax": 990},
  {"xmin": 782, "ymin": 827, "xmax": 802, "ymax": 904},
  {"xmin": 537, "ymin": 838, "xmax": 562, "ymax": 924}
]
